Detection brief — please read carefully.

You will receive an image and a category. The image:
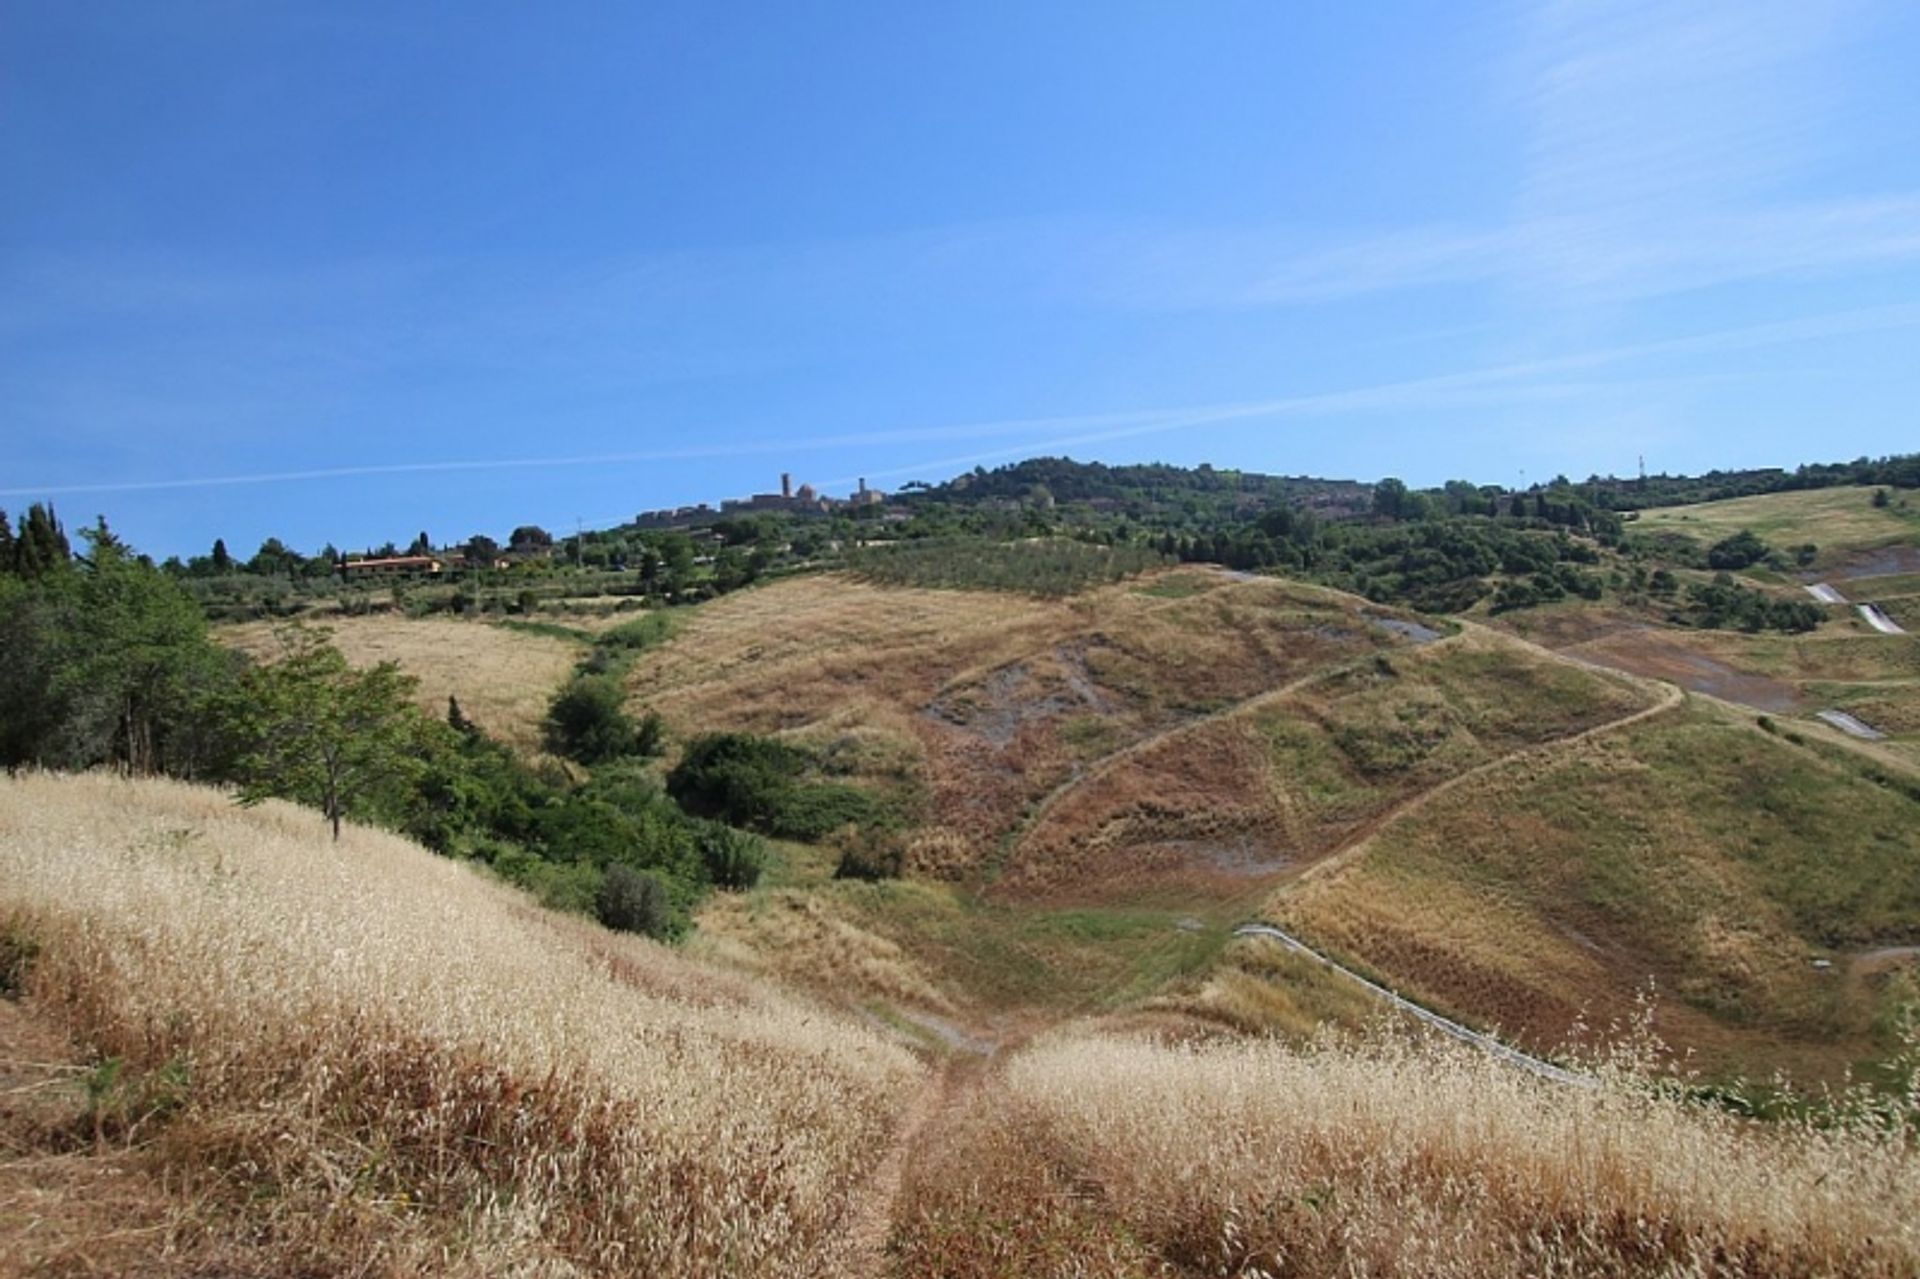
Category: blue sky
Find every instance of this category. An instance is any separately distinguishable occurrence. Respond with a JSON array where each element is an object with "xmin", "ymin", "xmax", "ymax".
[{"xmin": 5, "ymin": 1, "xmax": 1919, "ymax": 558}]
